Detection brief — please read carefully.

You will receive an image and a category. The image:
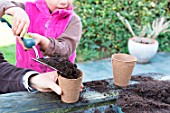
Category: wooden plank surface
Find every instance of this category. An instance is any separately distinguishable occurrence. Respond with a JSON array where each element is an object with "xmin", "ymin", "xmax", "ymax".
[
  {"xmin": 1, "ymin": 73, "xmax": 168, "ymax": 113},
  {"xmin": 0, "ymin": 79, "xmax": 118, "ymax": 113}
]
